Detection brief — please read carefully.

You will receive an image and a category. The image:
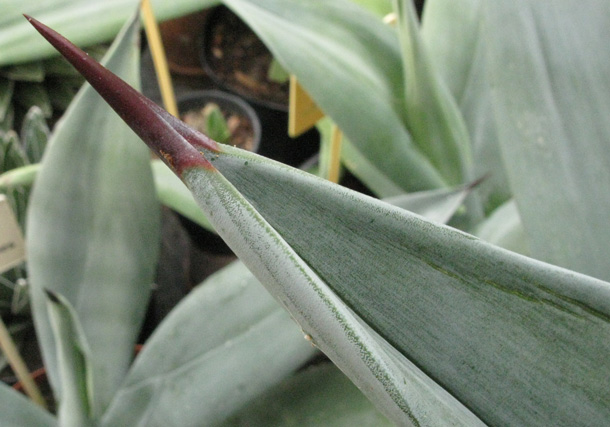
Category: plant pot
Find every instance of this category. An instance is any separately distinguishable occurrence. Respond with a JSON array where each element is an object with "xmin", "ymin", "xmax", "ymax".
[
  {"xmin": 199, "ymin": 6, "xmax": 289, "ymax": 111},
  {"xmin": 178, "ymin": 89, "xmax": 261, "ymax": 153},
  {"xmin": 176, "ymin": 90, "xmax": 261, "ymax": 255},
  {"xmin": 159, "ymin": 10, "xmax": 211, "ymax": 76},
  {"xmin": 199, "ymin": 6, "xmax": 319, "ymax": 167}
]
